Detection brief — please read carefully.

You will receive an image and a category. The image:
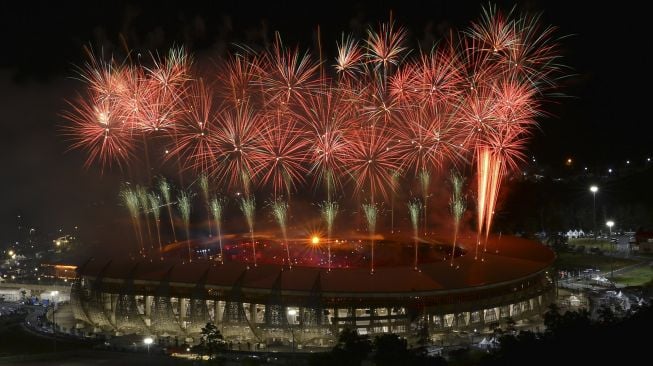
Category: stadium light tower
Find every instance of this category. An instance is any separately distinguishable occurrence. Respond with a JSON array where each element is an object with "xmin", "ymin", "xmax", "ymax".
[{"xmin": 590, "ymin": 186, "xmax": 598, "ymax": 241}]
